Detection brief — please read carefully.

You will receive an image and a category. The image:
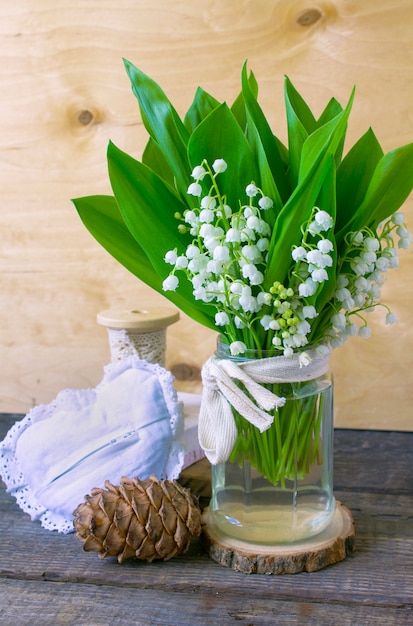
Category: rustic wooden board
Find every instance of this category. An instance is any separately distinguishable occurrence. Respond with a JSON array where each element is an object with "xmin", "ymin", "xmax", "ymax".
[
  {"xmin": 1, "ymin": 578, "xmax": 412, "ymax": 626},
  {"xmin": 1, "ymin": 481, "xmax": 412, "ymax": 602},
  {"xmin": 0, "ymin": 1, "xmax": 412, "ymax": 430},
  {"xmin": 1, "ymin": 414, "xmax": 413, "ymax": 626}
]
